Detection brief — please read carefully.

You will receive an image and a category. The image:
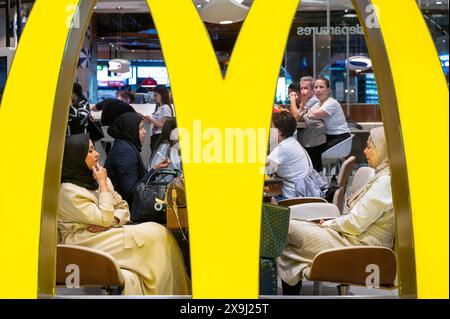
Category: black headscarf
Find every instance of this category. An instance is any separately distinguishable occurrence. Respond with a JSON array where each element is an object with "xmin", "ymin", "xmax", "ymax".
[
  {"xmin": 107, "ymin": 113, "xmax": 147, "ymax": 178},
  {"xmin": 99, "ymin": 99, "xmax": 136, "ymax": 126},
  {"xmin": 61, "ymin": 134, "xmax": 99, "ymax": 190},
  {"xmin": 107, "ymin": 112, "xmax": 144, "ymax": 152}
]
